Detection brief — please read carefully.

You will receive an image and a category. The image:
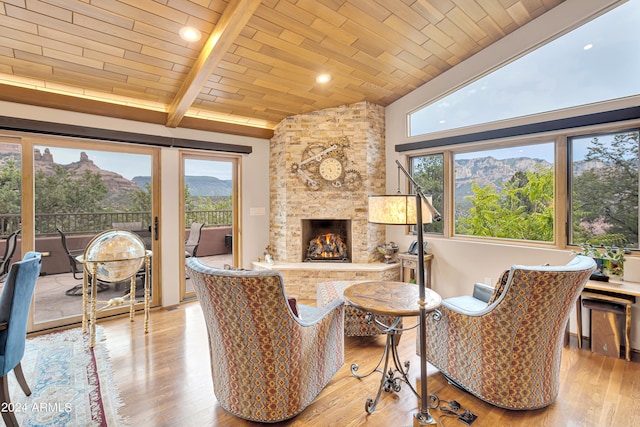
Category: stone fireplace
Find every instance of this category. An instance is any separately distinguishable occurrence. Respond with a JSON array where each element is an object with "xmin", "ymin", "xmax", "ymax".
[
  {"xmin": 253, "ymin": 101, "xmax": 400, "ymax": 299},
  {"xmin": 269, "ymin": 101, "xmax": 387, "ymax": 264},
  {"xmin": 302, "ymin": 219, "xmax": 351, "ymax": 262}
]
